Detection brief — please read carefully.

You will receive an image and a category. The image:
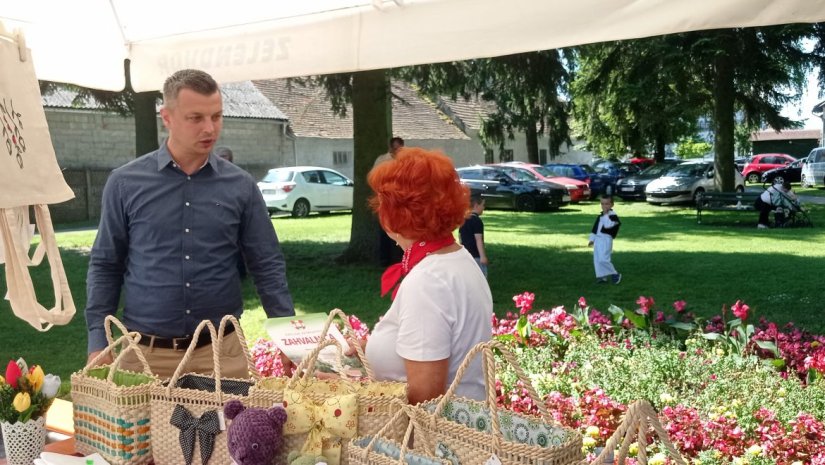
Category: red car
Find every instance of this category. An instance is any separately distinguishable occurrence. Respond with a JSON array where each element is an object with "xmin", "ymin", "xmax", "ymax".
[
  {"xmin": 742, "ymin": 153, "xmax": 796, "ymax": 184},
  {"xmin": 495, "ymin": 162, "xmax": 591, "ymax": 202}
]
